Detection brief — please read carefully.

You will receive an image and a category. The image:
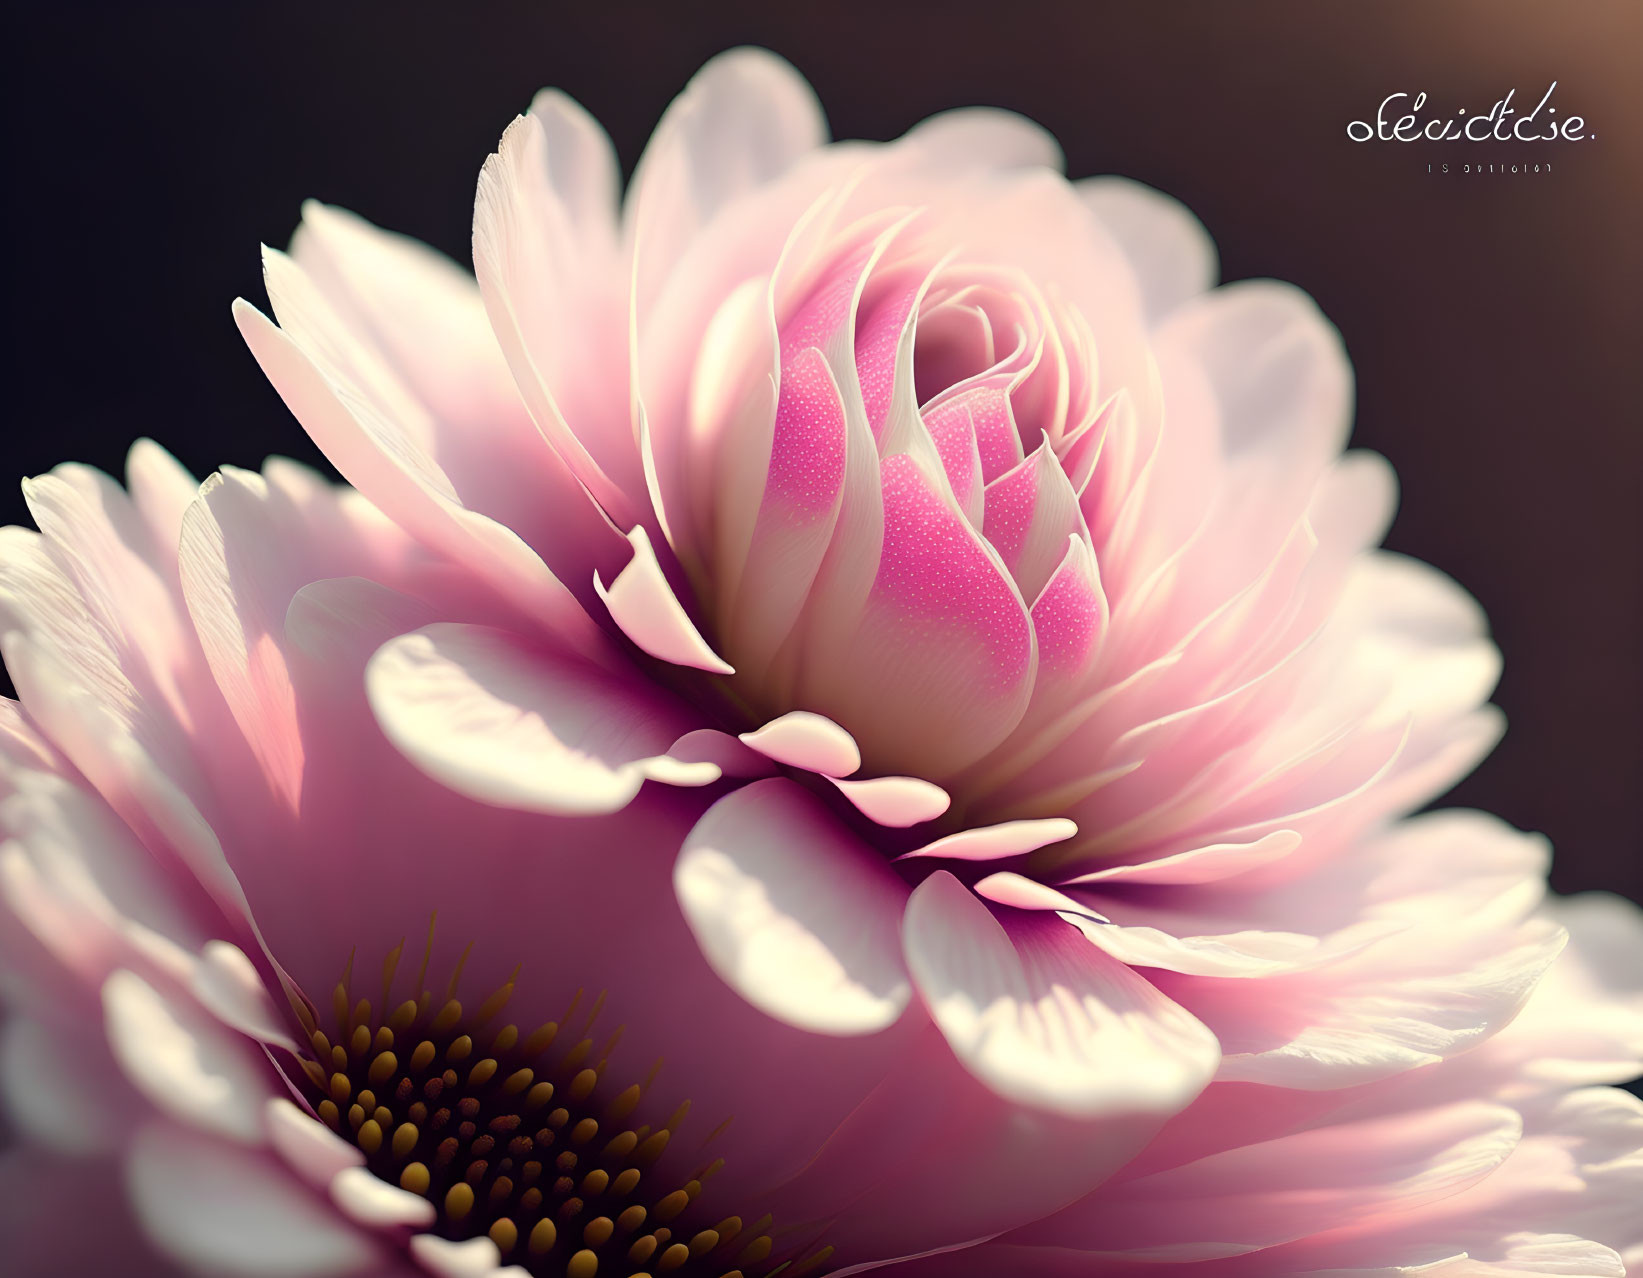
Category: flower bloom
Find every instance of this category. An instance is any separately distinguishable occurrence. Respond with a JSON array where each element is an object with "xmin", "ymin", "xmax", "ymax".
[
  {"xmin": 237, "ymin": 48, "xmax": 1556, "ymax": 1117},
  {"xmin": 3, "ymin": 46, "xmax": 1641, "ymax": 1278},
  {"xmin": 3, "ymin": 450, "xmax": 1640, "ymax": 1277},
  {"xmin": 0, "ymin": 448, "xmax": 1141, "ymax": 1276}
]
